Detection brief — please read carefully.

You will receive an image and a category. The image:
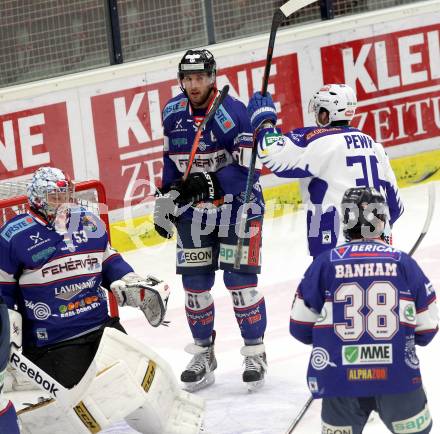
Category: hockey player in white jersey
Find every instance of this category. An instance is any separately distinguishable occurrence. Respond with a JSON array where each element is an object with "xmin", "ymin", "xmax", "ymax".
[
  {"xmin": 247, "ymin": 84, "xmax": 404, "ymax": 257},
  {"xmin": 0, "ymin": 167, "xmax": 203, "ymax": 434}
]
